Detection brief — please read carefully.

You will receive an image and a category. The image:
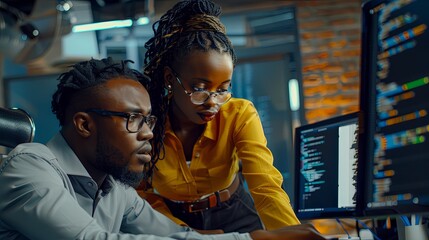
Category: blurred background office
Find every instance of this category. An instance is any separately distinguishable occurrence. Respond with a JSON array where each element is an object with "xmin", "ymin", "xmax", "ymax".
[{"xmin": 0, "ymin": 0, "xmax": 363, "ymax": 210}]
